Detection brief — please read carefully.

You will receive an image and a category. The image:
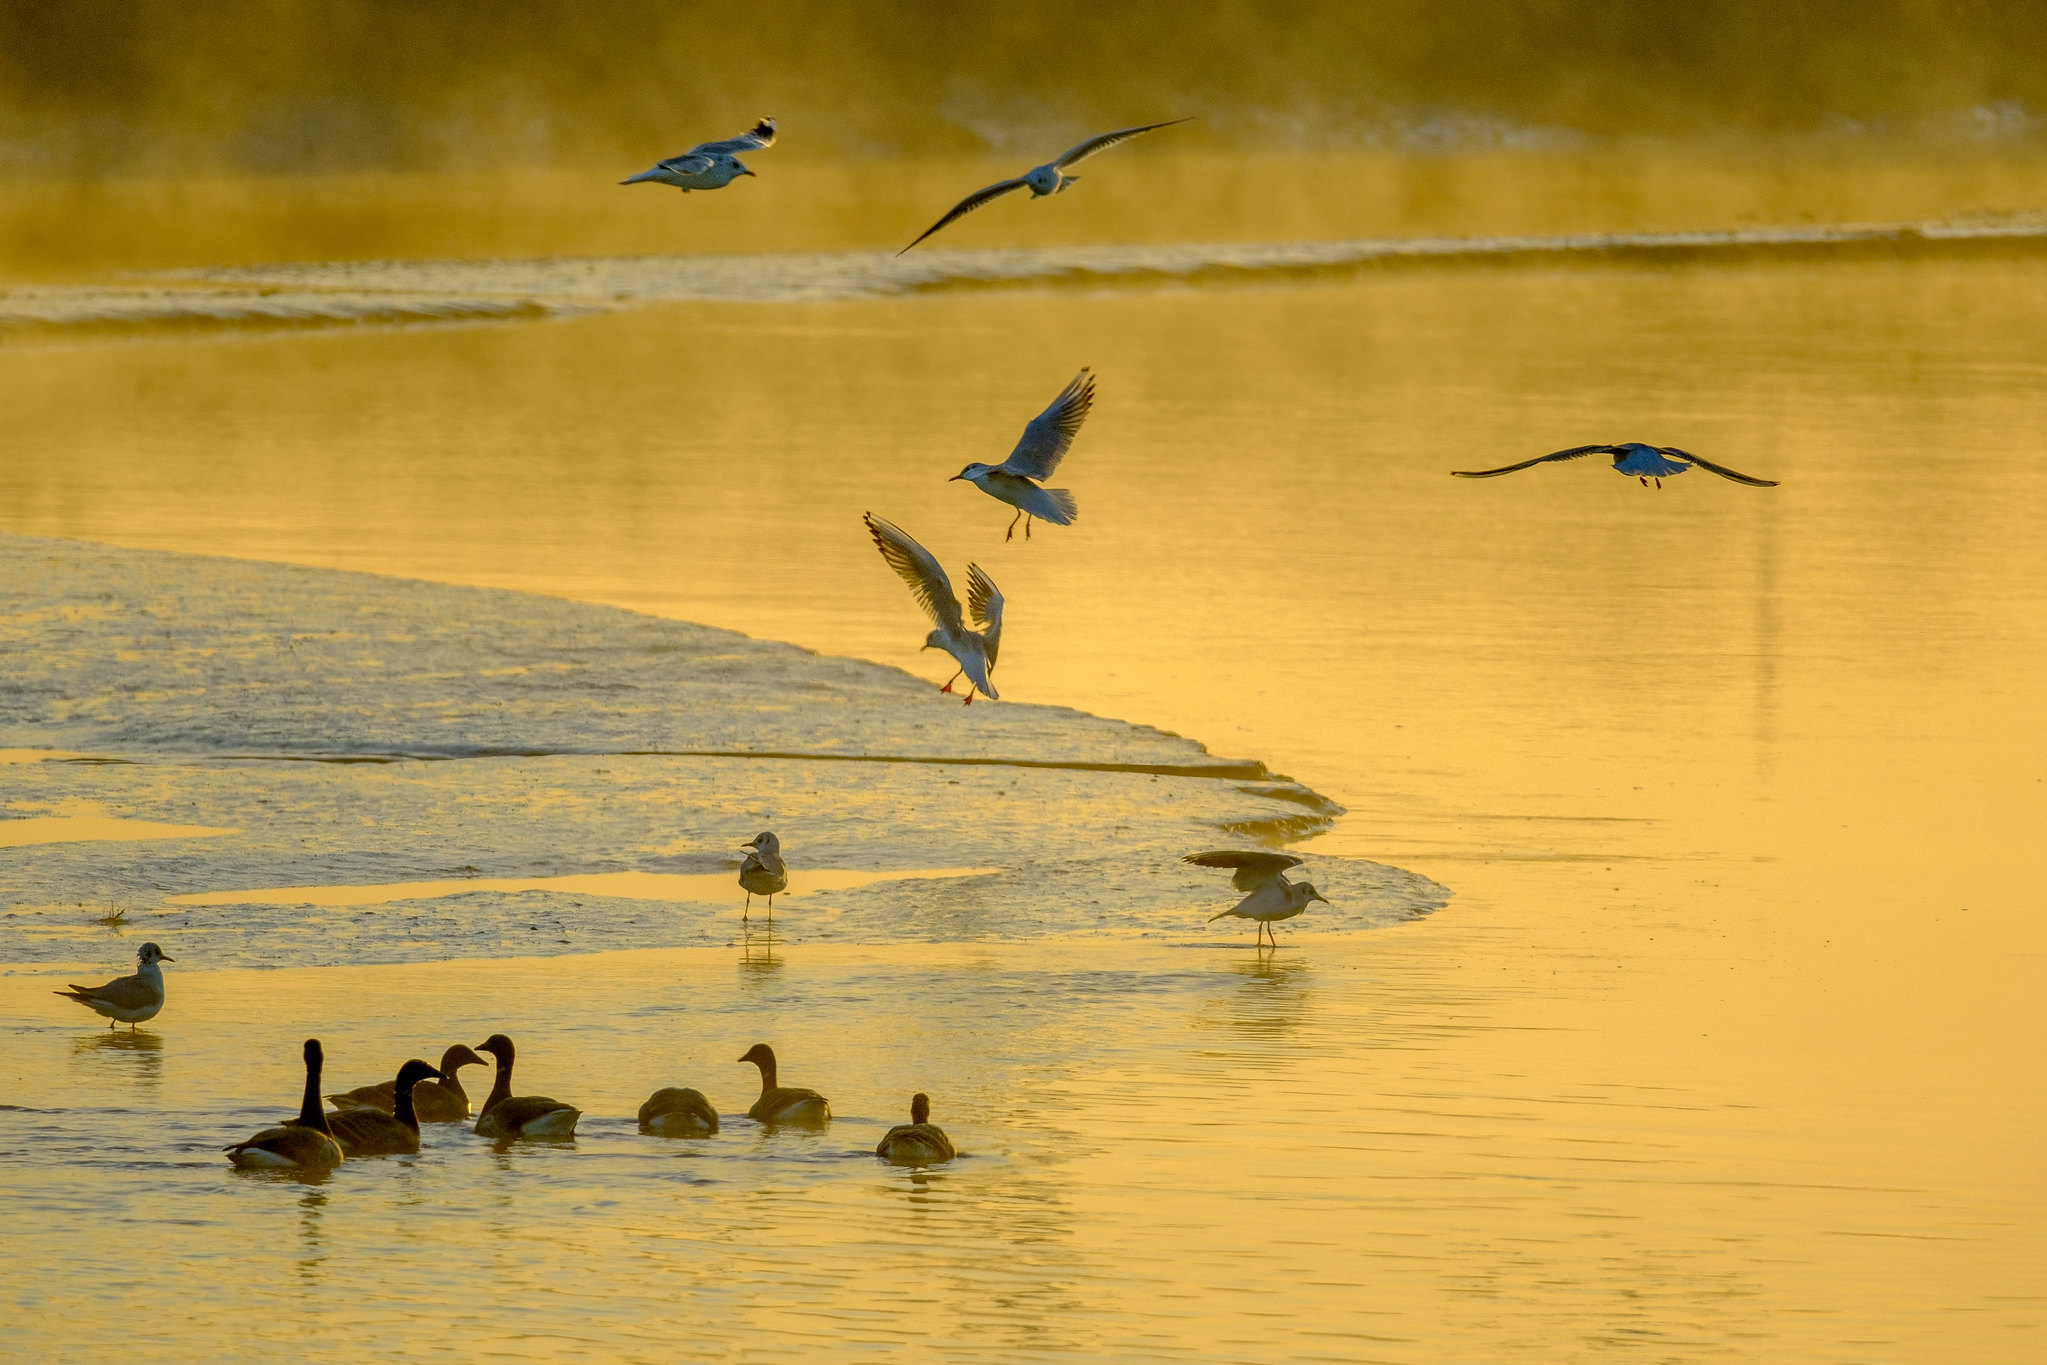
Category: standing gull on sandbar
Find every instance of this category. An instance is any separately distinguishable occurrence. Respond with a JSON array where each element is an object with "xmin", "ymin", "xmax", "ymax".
[
  {"xmin": 55, "ymin": 941, "xmax": 171, "ymax": 1029},
  {"xmin": 1186, "ymin": 851, "xmax": 1329, "ymax": 947},
  {"xmin": 739, "ymin": 830, "xmax": 787, "ymax": 922},
  {"xmin": 1452, "ymin": 443, "xmax": 1779, "ymax": 488},
  {"xmin": 951, "ymin": 369, "xmax": 1092, "ymax": 541},
  {"xmin": 864, "ymin": 513, "xmax": 1003, "ymax": 704},
  {"xmin": 899, "ymin": 119, "xmax": 1190, "ymax": 253},
  {"xmin": 620, "ymin": 118, "xmax": 776, "ymax": 193}
]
